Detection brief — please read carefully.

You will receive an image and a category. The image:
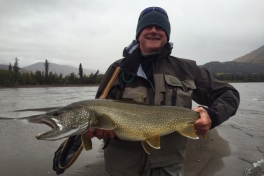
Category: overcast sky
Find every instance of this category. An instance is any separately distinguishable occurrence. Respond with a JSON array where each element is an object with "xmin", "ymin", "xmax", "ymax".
[{"xmin": 0, "ymin": 0, "xmax": 264, "ymax": 73}]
